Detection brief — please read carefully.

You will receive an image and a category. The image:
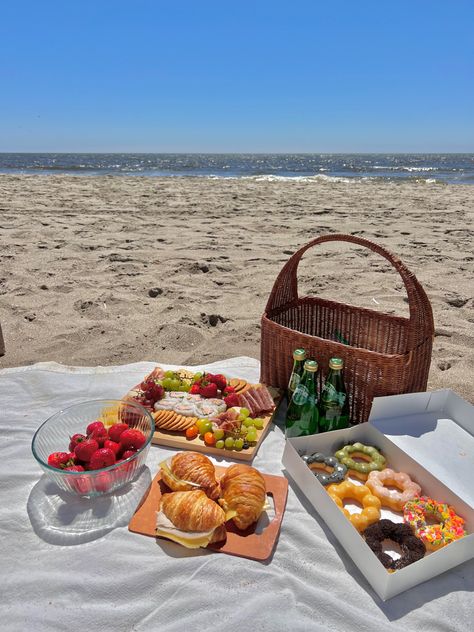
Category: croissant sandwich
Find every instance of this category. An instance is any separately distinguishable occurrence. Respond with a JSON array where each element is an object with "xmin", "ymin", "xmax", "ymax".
[
  {"xmin": 160, "ymin": 451, "xmax": 220, "ymax": 500},
  {"xmin": 156, "ymin": 490, "xmax": 227, "ymax": 549},
  {"xmin": 218, "ymin": 464, "xmax": 267, "ymax": 530}
]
